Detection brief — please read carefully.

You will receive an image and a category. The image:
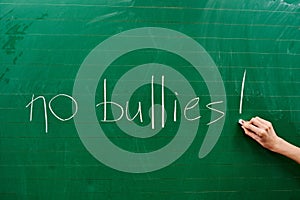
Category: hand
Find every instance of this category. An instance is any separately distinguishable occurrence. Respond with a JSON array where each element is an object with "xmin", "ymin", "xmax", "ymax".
[
  {"xmin": 239, "ymin": 117, "xmax": 281, "ymax": 152},
  {"xmin": 240, "ymin": 116, "xmax": 300, "ymax": 164}
]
